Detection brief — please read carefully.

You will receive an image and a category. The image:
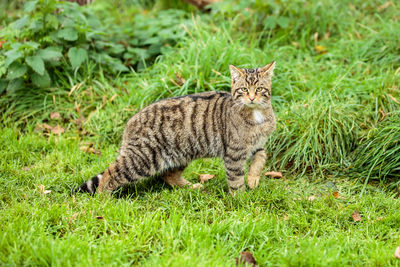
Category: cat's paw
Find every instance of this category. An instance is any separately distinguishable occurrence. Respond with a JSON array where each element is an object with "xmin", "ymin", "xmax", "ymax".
[
  {"xmin": 247, "ymin": 175, "xmax": 260, "ymax": 189},
  {"xmin": 229, "ymin": 184, "xmax": 245, "ymax": 196},
  {"xmin": 190, "ymin": 183, "xmax": 203, "ymax": 190}
]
